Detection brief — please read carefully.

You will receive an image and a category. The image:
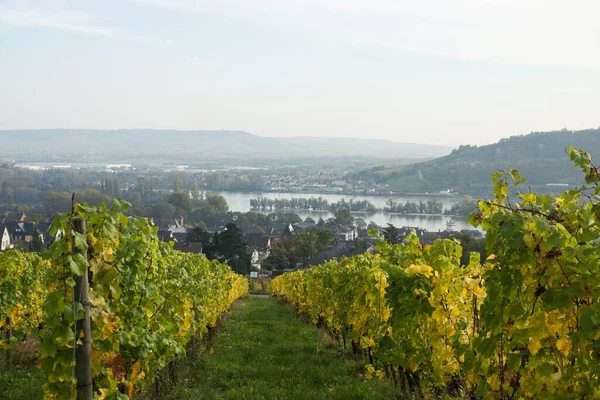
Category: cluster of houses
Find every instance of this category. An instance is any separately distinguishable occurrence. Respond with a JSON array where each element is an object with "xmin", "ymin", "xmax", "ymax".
[
  {"xmin": 243, "ymin": 220, "xmax": 362, "ymax": 270},
  {"xmin": 1, "ymin": 211, "xmax": 483, "ymax": 274},
  {"xmin": 0, "ymin": 212, "xmax": 56, "ymax": 251},
  {"xmin": 150, "ymin": 216, "xmax": 365, "ymax": 272}
]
